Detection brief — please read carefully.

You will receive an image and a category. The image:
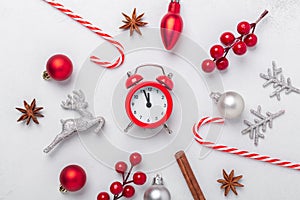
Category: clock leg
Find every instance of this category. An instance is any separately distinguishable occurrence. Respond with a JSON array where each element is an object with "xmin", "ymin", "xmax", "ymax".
[
  {"xmin": 124, "ymin": 121, "xmax": 134, "ymax": 132},
  {"xmin": 163, "ymin": 124, "xmax": 172, "ymax": 134}
]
